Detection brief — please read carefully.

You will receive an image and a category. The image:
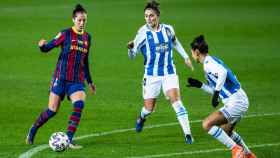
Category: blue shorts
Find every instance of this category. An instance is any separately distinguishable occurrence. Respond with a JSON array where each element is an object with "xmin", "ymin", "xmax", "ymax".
[{"xmin": 50, "ymin": 79, "xmax": 85, "ymax": 100}]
